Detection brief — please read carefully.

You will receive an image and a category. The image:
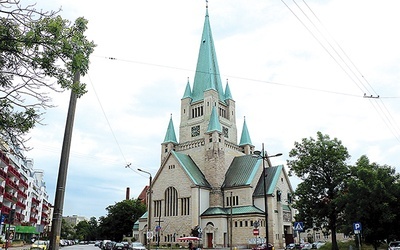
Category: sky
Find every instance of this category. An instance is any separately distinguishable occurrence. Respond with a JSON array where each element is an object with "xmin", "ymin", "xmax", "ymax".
[{"xmin": 24, "ymin": 0, "xmax": 400, "ymax": 219}]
